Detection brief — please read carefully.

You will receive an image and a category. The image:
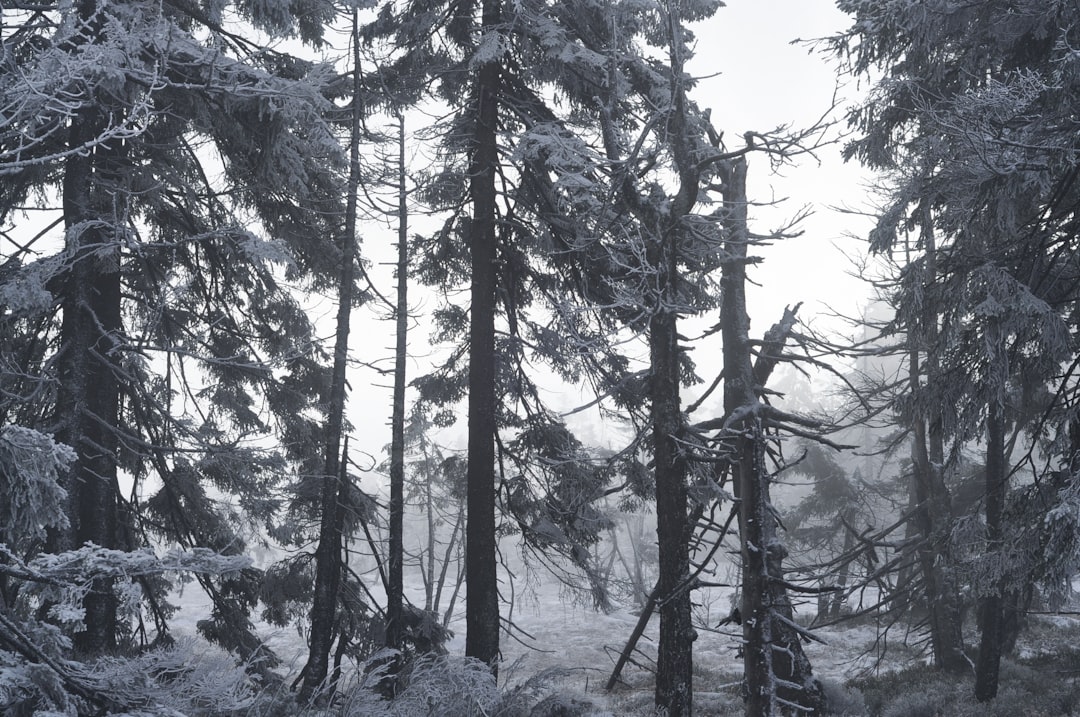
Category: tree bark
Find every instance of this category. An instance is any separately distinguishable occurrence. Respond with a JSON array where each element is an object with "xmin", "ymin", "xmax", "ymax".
[
  {"xmin": 54, "ymin": 0, "xmax": 124, "ymax": 651},
  {"xmin": 465, "ymin": 0, "xmax": 502, "ymax": 671},
  {"xmin": 57, "ymin": 118, "xmax": 123, "ymax": 655},
  {"xmin": 975, "ymin": 398, "xmax": 1006, "ymax": 701},
  {"xmin": 722, "ymin": 158, "xmax": 822, "ymax": 717},
  {"xmin": 385, "ymin": 113, "xmax": 409, "ymax": 652},
  {"xmin": 829, "ymin": 519, "xmax": 857, "ymax": 620},
  {"xmin": 908, "ymin": 208, "xmax": 966, "ymax": 674},
  {"xmin": 651, "ymin": 276, "xmax": 694, "ymax": 716},
  {"xmin": 299, "ymin": 10, "xmax": 363, "ymax": 700}
]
